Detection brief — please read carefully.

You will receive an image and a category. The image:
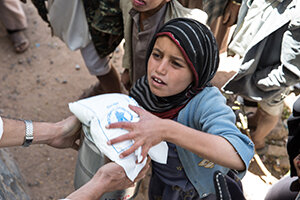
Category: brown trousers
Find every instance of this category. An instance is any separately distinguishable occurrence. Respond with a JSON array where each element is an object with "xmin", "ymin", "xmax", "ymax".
[{"xmin": 0, "ymin": 0, "xmax": 27, "ymax": 30}]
